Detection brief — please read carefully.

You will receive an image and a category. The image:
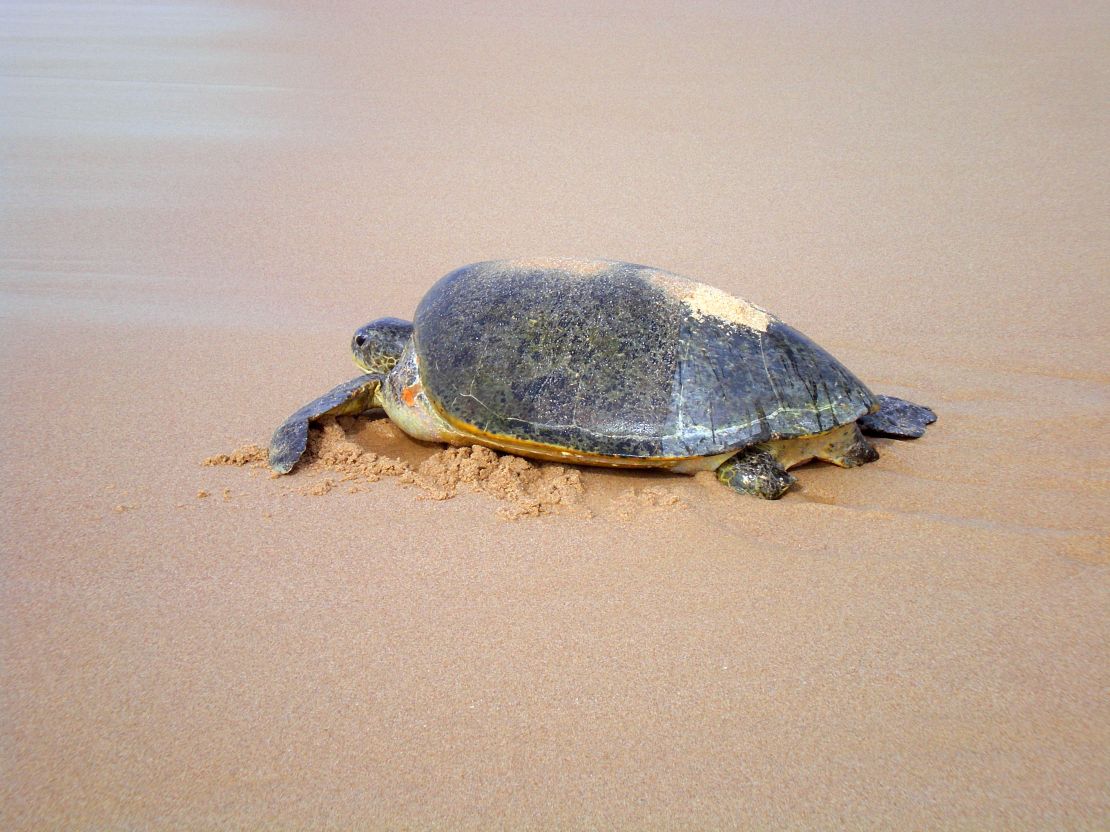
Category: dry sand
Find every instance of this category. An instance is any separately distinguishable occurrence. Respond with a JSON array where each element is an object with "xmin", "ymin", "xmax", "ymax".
[
  {"xmin": 2, "ymin": 1, "xmax": 1108, "ymax": 828},
  {"xmin": 205, "ymin": 417, "xmax": 590, "ymax": 518}
]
